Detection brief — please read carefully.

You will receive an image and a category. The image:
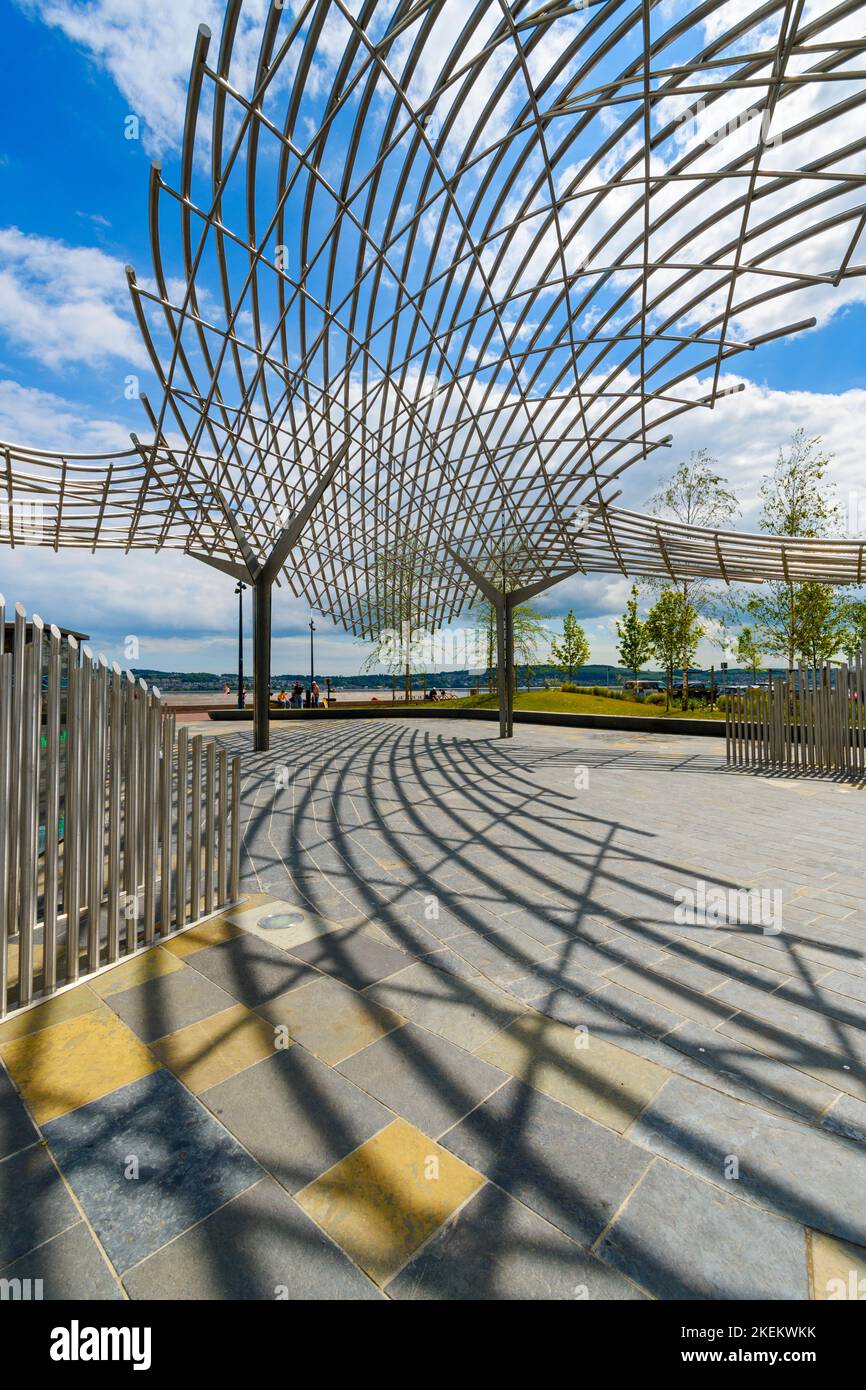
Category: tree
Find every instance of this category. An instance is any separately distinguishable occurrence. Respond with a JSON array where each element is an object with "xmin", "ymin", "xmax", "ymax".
[
  {"xmin": 794, "ymin": 582, "xmax": 850, "ymax": 668},
  {"xmin": 615, "ymin": 586, "xmax": 652, "ymax": 690},
  {"xmin": 550, "ymin": 609, "xmax": 590, "ymax": 682},
  {"xmin": 646, "ymin": 449, "xmax": 738, "ymax": 704},
  {"xmin": 842, "ymin": 598, "xmax": 866, "ymax": 663},
  {"xmin": 468, "ymin": 598, "xmax": 549, "ymax": 692},
  {"xmin": 360, "ymin": 534, "xmax": 431, "ymax": 700},
  {"xmin": 645, "ymin": 588, "xmax": 703, "ymax": 711},
  {"xmin": 735, "ymin": 626, "xmax": 763, "ymax": 683},
  {"xmin": 746, "ymin": 430, "xmax": 841, "ymax": 670}
]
